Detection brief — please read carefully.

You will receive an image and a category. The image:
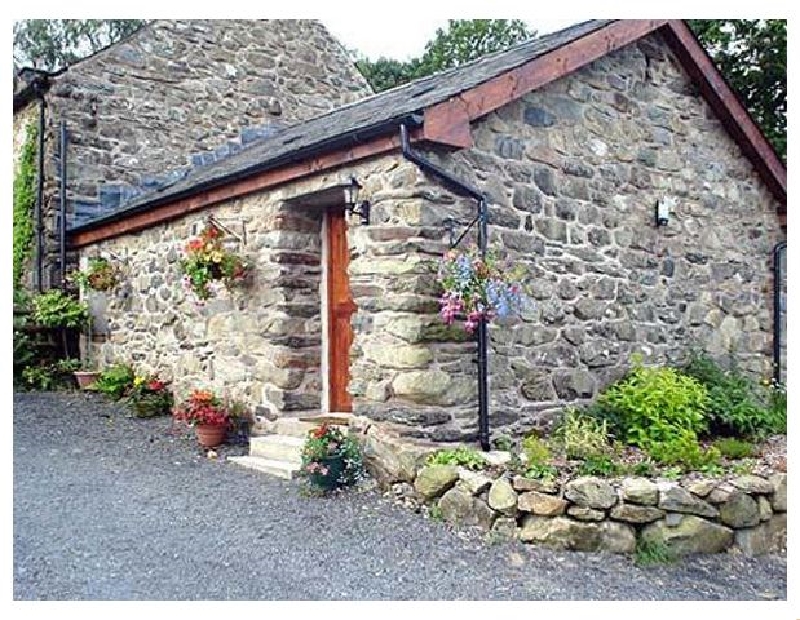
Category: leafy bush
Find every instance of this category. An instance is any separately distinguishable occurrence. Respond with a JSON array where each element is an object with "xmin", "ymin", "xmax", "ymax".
[
  {"xmin": 523, "ymin": 463, "xmax": 558, "ymax": 480},
  {"xmin": 94, "ymin": 364, "xmax": 135, "ymax": 400},
  {"xmin": 31, "ymin": 291, "xmax": 90, "ymax": 329},
  {"xmin": 520, "ymin": 434, "xmax": 551, "ymax": 465},
  {"xmin": 552, "ymin": 408, "xmax": 612, "ymax": 460},
  {"xmin": 647, "ymin": 436, "xmax": 721, "ymax": 471},
  {"xmin": 682, "ymin": 351, "xmax": 784, "ymax": 437},
  {"xmin": 20, "ymin": 358, "xmax": 81, "ymax": 391},
  {"xmin": 713, "ymin": 437, "xmax": 756, "ymax": 459},
  {"xmin": 576, "ymin": 455, "xmax": 619, "ymax": 477},
  {"xmin": 426, "ymin": 446, "xmax": 487, "ymax": 470},
  {"xmin": 13, "ymin": 330, "xmax": 36, "ymax": 383}
]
